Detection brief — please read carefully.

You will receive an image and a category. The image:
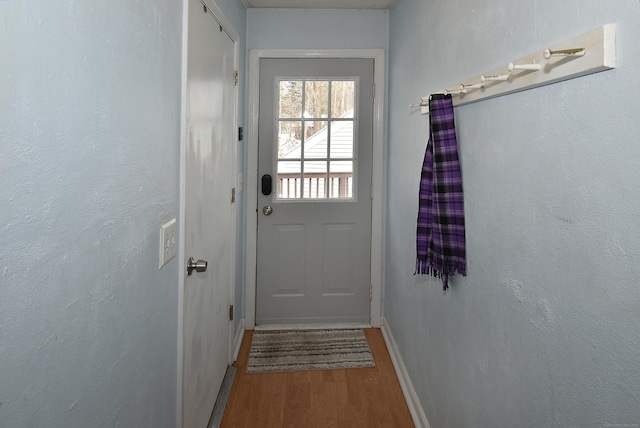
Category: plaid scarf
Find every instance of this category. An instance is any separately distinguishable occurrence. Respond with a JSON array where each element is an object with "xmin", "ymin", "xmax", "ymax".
[{"xmin": 415, "ymin": 94, "xmax": 466, "ymax": 290}]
